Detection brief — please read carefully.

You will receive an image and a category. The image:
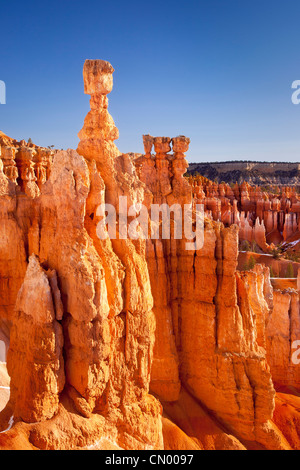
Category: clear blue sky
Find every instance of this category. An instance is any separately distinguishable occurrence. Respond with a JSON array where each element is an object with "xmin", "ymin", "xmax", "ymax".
[{"xmin": 1, "ymin": 0, "xmax": 300, "ymax": 162}]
